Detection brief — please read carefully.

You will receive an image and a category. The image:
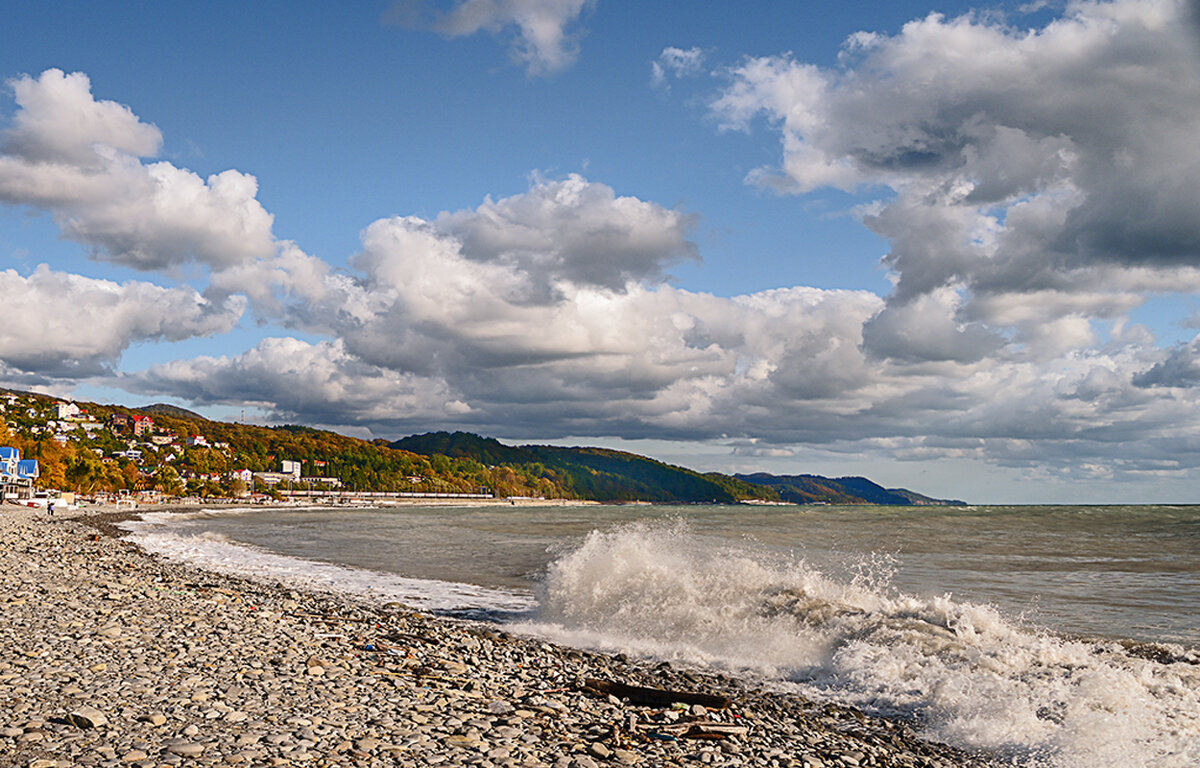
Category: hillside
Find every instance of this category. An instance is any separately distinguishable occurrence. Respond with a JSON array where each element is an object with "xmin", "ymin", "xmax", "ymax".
[
  {"xmin": 0, "ymin": 391, "xmax": 562, "ymax": 499},
  {"xmin": 734, "ymin": 472, "xmax": 965, "ymax": 506},
  {"xmin": 391, "ymin": 432, "xmax": 963, "ymax": 505},
  {"xmin": 2, "ymin": 388, "xmax": 961, "ymax": 504},
  {"xmin": 390, "ymin": 432, "xmax": 774, "ymax": 503}
]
